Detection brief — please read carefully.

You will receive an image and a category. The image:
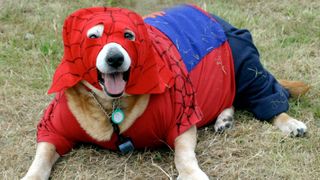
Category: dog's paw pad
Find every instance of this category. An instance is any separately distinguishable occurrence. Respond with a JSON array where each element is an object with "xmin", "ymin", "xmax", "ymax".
[{"xmin": 214, "ymin": 116, "xmax": 234, "ymax": 133}]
